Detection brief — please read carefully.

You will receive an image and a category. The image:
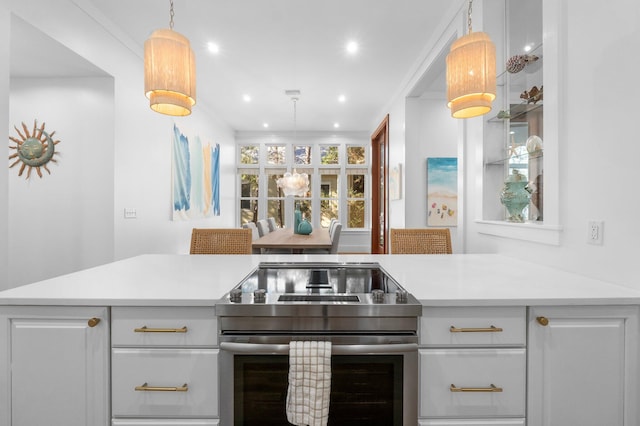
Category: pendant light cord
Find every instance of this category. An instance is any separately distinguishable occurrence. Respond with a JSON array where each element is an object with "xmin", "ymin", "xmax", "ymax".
[
  {"xmin": 169, "ymin": 0, "xmax": 175, "ymax": 29},
  {"xmin": 467, "ymin": 0, "xmax": 473, "ymax": 34},
  {"xmin": 293, "ymin": 98, "xmax": 298, "ymax": 143}
]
